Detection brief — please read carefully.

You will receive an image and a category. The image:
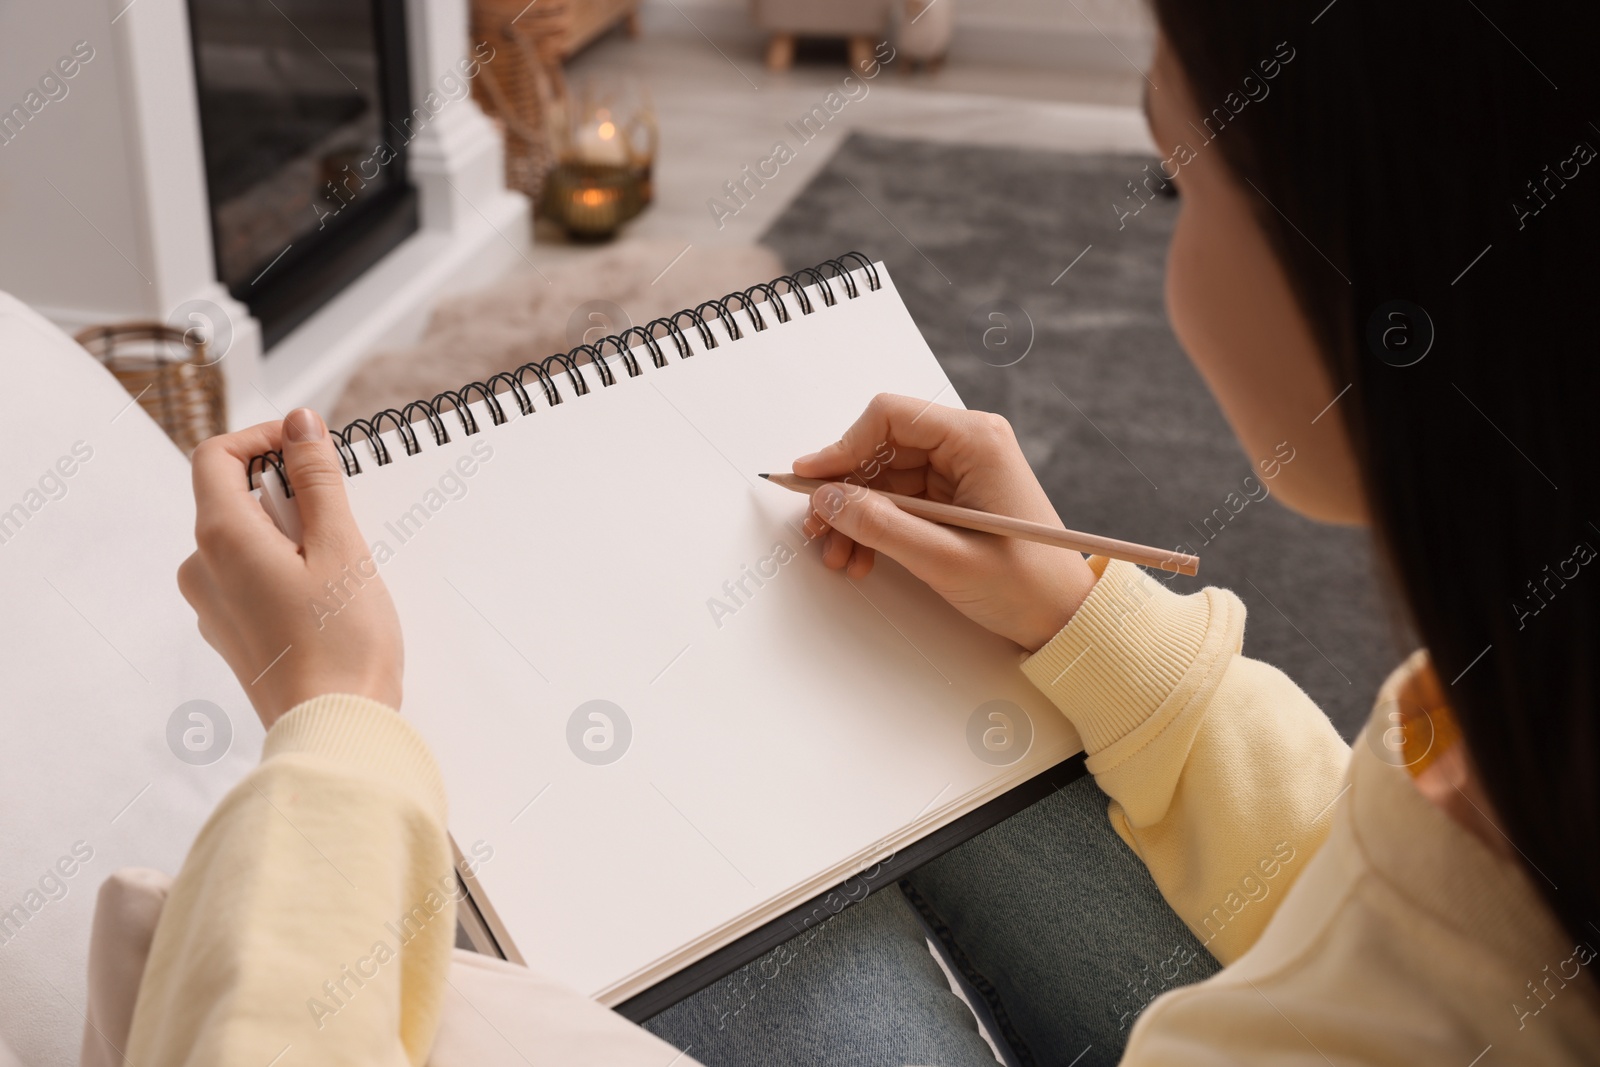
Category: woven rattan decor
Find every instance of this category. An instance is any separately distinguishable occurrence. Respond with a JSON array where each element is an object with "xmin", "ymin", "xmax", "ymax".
[
  {"xmin": 76, "ymin": 323, "xmax": 227, "ymax": 455},
  {"xmin": 469, "ymin": 0, "xmax": 640, "ymax": 205}
]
